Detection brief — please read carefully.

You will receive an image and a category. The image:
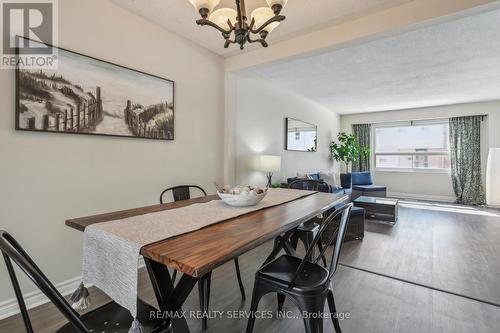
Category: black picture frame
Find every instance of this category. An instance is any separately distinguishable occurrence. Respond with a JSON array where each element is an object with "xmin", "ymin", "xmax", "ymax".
[
  {"xmin": 15, "ymin": 37, "xmax": 175, "ymax": 141},
  {"xmin": 285, "ymin": 117, "xmax": 318, "ymax": 152}
]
